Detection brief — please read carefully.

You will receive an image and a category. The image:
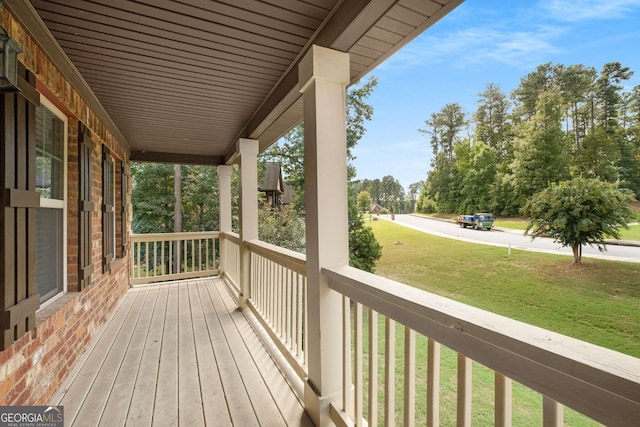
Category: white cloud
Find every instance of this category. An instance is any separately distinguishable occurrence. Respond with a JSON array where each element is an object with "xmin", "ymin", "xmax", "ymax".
[
  {"xmin": 381, "ymin": 0, "xmax": 640, "ymax": 73},
  {"xmin": 542, "ymin": 0, "xmax": 640, "ymax": 22},
  {"xmin": 384, "ymin": 24, "xmax": 562, "ymax": 71}
]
